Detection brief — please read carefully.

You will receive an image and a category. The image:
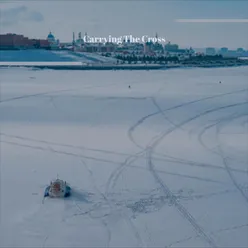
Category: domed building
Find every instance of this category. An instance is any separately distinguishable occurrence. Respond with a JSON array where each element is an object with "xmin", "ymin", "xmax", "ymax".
[
  {"xmin": 47, "ymin": 32, "xmax": 55, "ymax": 43},
  {"xmin": 47, "ymin": 32, "xmax": 59, "ymax": 49}
]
